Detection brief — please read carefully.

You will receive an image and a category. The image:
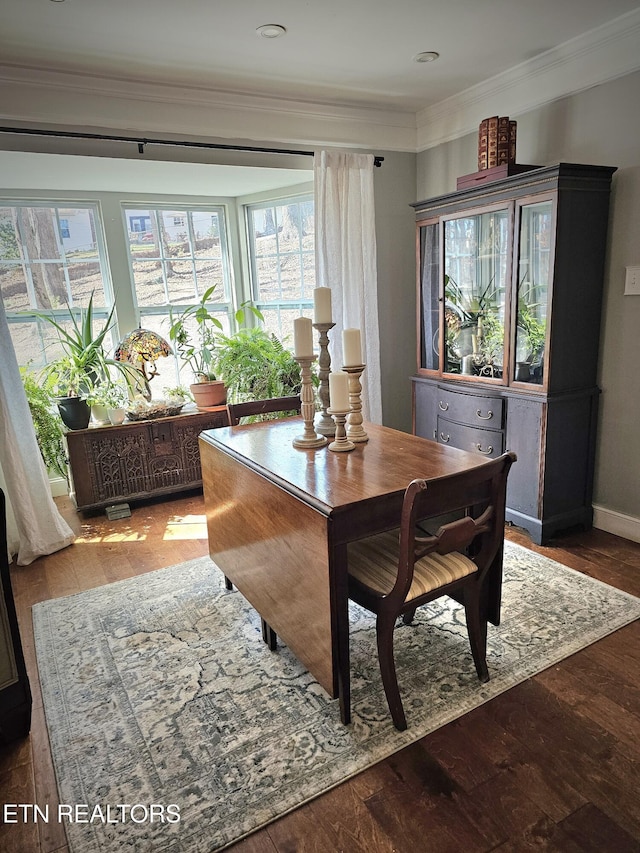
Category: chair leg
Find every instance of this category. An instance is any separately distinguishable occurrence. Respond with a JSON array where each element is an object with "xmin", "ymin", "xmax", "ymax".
[
  {"xmin": 376, "ymin": 613, "xmax": 407, "ymax": 731},
  {"xmin": 464, "ymin": 584, "xmax": 489, "ymax": 683},
  {"xmin": 261, "ymin": 618, "xmax": 277, "ymax": 651},
  {"xmin": 224, "ymin": 575, "xmax": 233, "ymax": 590},
  {"xmin": 402, "ymin": 606, "xmax": 417, "ymax": 625}
]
